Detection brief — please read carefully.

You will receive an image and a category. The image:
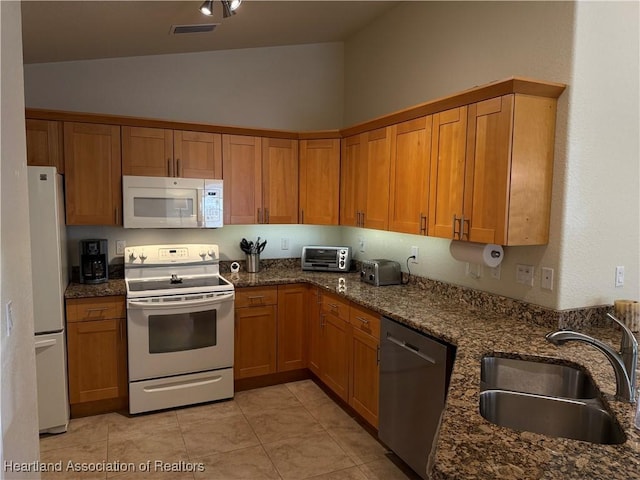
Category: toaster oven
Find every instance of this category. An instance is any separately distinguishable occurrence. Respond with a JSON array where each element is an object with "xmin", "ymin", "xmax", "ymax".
[{"xmin": 301, "ymin": 246, "xmax": 352, "ymax": 272}]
